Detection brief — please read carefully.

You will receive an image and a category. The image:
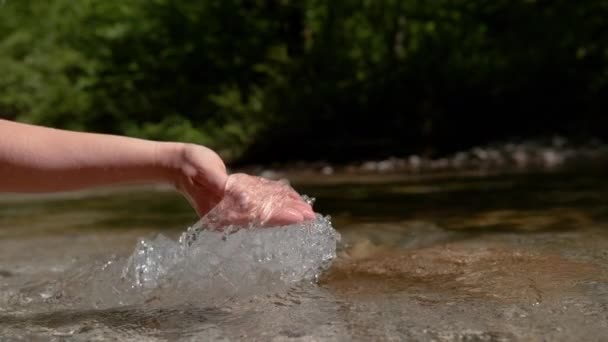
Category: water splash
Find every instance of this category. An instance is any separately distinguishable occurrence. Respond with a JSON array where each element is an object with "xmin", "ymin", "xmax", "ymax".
[
  {"xmin": 123, "ymin": 214, "xmax": 339, "ymax": 288},
  {"xmin": 86, "ymin": 212, "xmax": 339, "ymax": 308},
  {"xmin": 85, "ymin": 175, "xmax": 341, "ymax": 307}
]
